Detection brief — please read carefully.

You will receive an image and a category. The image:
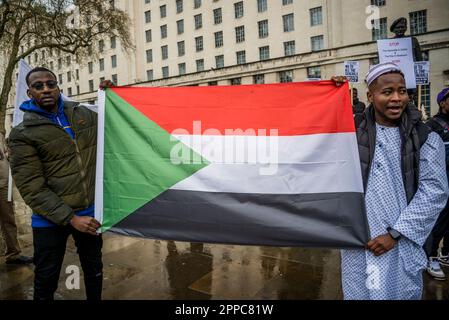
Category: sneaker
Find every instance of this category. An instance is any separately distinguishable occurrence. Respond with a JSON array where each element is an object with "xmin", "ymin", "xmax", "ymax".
[
  {"xmin": 438, "ymin": 255, "xmax": 449, "ymax": 267},
  {"xmin": 427, "ymin": 258, "xmax": 446, "ymax": 280}
]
